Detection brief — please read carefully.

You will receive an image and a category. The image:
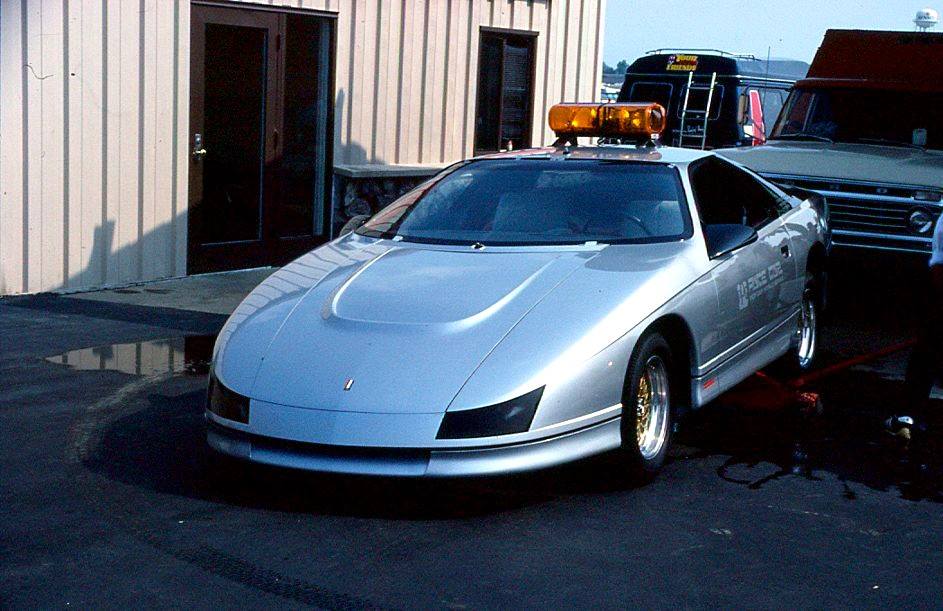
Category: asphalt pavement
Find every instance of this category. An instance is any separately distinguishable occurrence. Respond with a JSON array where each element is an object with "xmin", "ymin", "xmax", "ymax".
[{"xmin": 2, "ymin": 254, "xmax": 942, "ymax": 609}]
